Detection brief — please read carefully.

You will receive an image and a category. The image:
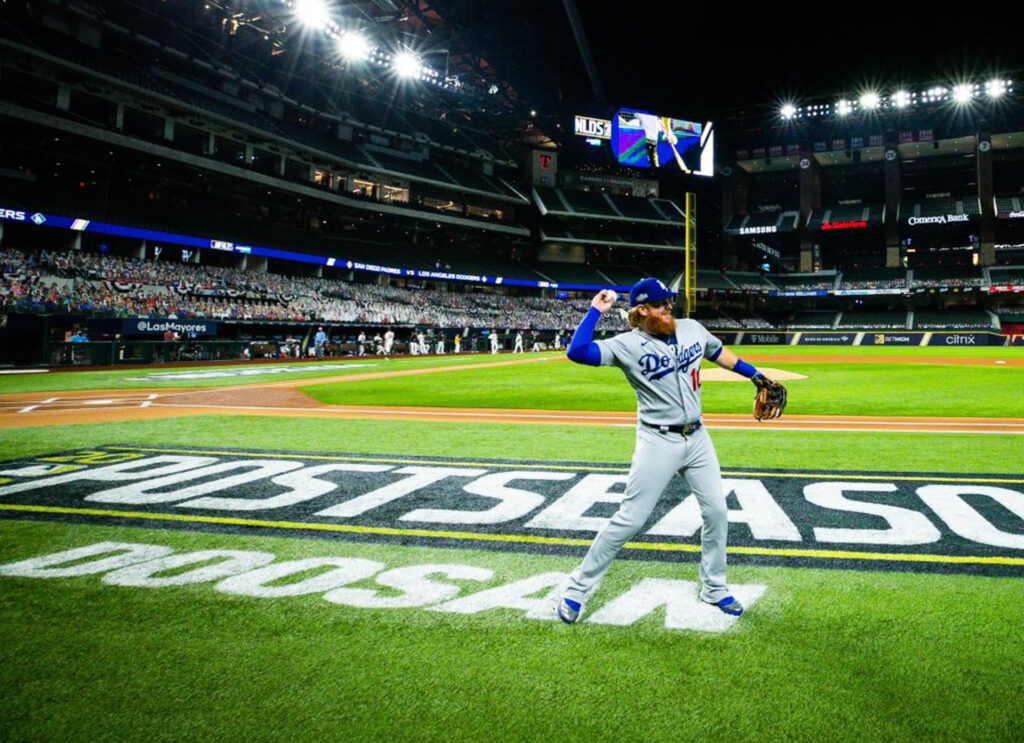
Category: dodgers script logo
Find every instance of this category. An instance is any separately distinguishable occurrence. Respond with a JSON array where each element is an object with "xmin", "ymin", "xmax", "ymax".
[{"xmin": 639, "ymin": 341, "xmax": 703, "ymax": 382}]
